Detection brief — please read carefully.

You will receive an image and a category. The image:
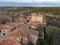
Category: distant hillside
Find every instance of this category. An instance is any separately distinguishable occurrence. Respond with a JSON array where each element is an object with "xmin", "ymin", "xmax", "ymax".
[
  {"xmin": 31, "ymin": 7, "xmax": 60, "ymax": 15},
  {"xmin": 0, "ymin": 7, "xmax": 60, "ymax": 15}
]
